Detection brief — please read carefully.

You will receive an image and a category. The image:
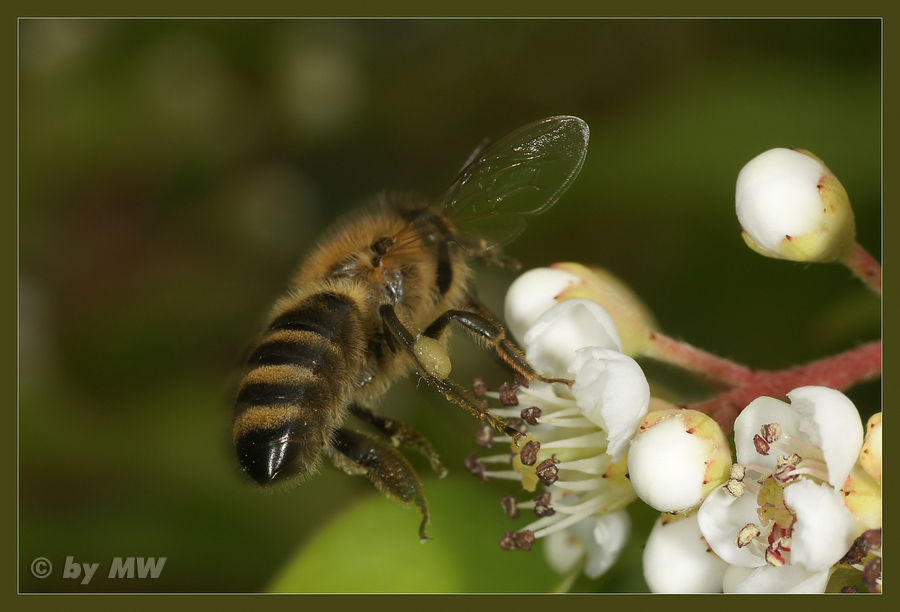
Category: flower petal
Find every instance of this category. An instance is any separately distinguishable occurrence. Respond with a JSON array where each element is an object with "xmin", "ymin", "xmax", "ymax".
[
  {"xmin": 643, "ymin": 514, "xmax": 728, "ymax": 593},
  {"xmin": 784, "ymin": 479, "xmax": 859, "ymax": 572},
  {"xmin": 697, "ymin": 486, "xmax": 766, "ymax": 568},
  {"xmin": 733, "ymin": 395, "xmax": 802, "ymax": 470},
  {"xmin": 787, "ymin": 386, "xmax": 864, "ymax": 490},
  {"xmin": 723, "ymin": 564, "xmax": 831, "ymax": 594},
  {"xmin": 542, "ymin": 510, "xmax": 631, "ymax": 580},
  {"xmin": 523, "ymin": 299, "xmax": 622, "ymax": 378},
  {"xmin": 504, "ymin": 267, "xmax": 580, "ymax": 343},
  {"xmin": 570, "ymin": 347, "xmax": 648, "ymax": 462}
]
